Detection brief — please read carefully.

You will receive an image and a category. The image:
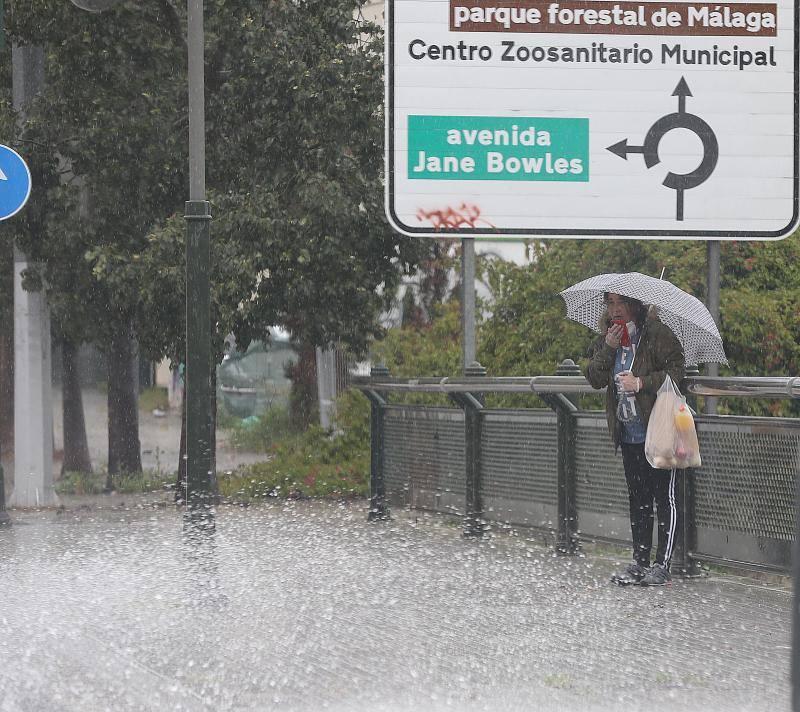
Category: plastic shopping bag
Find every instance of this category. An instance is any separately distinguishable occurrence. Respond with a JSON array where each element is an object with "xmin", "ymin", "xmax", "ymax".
[{"xmin": 644, "ymin": 374, "xmax": 701, "ymax": 470}]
